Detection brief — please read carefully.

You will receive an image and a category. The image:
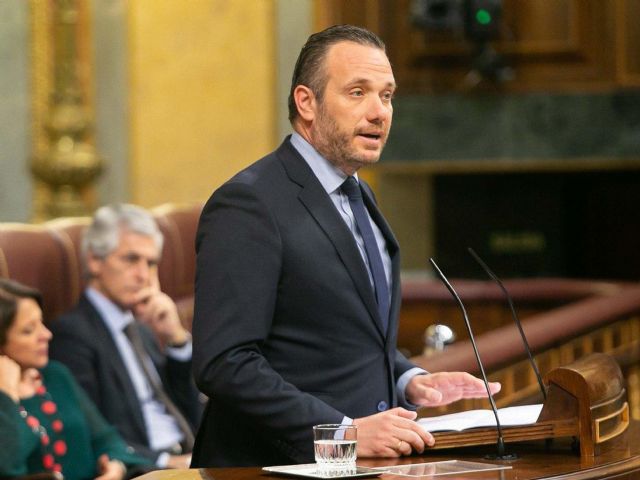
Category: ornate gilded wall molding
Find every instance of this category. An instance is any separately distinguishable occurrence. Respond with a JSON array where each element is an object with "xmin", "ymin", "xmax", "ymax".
[{"xmin": 29, "ymin": 0, "xmax": 102, "ymax": 220}]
